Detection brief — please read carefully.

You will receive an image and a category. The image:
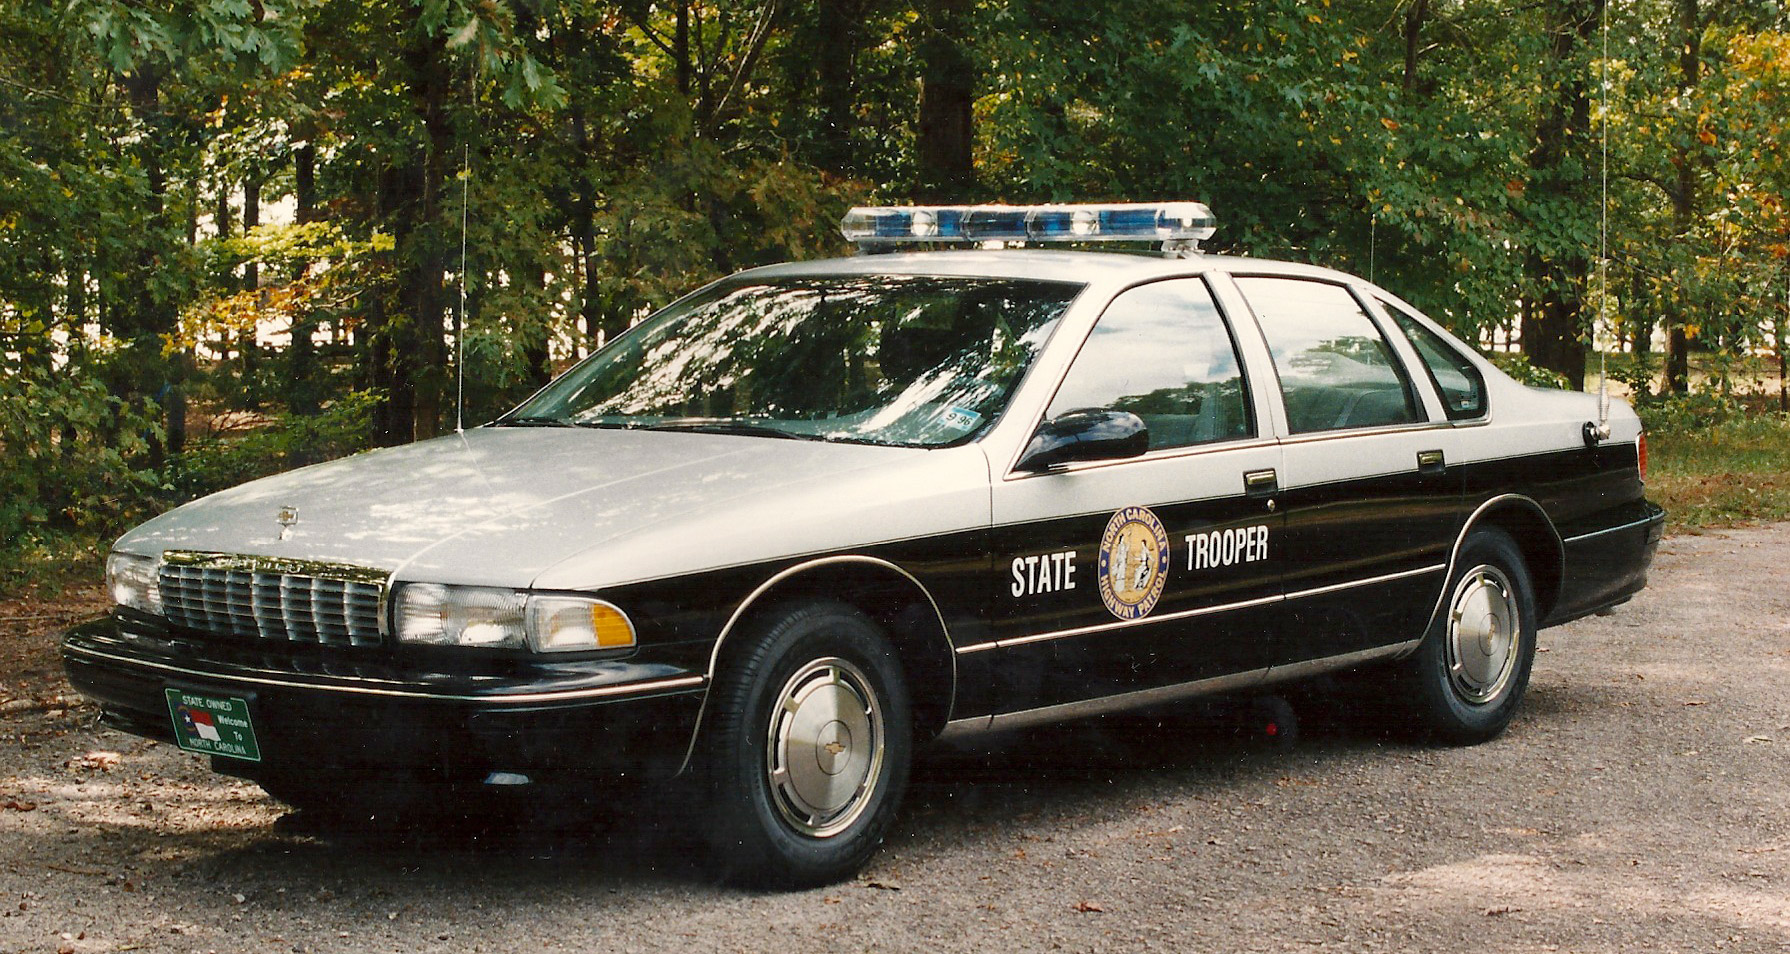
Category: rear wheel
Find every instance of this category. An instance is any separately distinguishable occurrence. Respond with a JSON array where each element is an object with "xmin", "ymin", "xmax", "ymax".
[
  {"xmin": 1401, "ymin": 529, "xmax": 1537, "ymax": 744},
  {"xmin": 701, "ymin": 601, "xmax": 912, "ymax": 888}
]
